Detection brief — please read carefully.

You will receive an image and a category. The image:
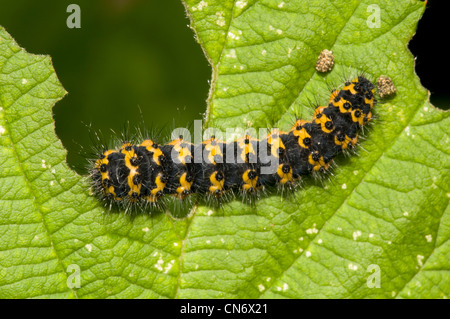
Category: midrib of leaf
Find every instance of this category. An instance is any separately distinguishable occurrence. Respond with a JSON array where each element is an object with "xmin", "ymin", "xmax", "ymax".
[
  {"xmin": 175, "ymin": 1, "xmax": 363, "ymax": 297},
  {"xmin": 182, "ymin": 0, "xmax": 237, "ymax": 128},
  {"xmin": 178, "ymin": 0, "xmax": 371, "ymax": 298},
  {"xmin": 204, "ymin": 0, "xmax": 236, "ymax": 127}
]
